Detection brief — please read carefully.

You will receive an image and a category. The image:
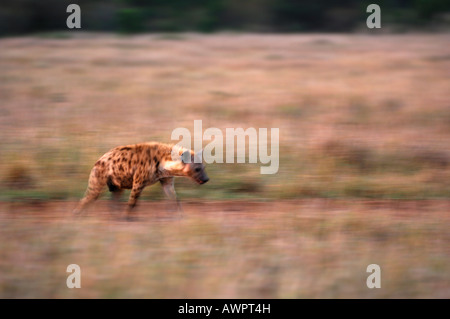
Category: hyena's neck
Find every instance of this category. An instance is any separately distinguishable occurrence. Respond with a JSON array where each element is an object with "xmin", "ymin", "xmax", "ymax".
[
  {"xmin": 157, "ymin": 143, "xmax": 192, "ymax": 178},
  {"xmin": 160, "ymin": 161, "xmax": 186, "ymax": 177}
]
